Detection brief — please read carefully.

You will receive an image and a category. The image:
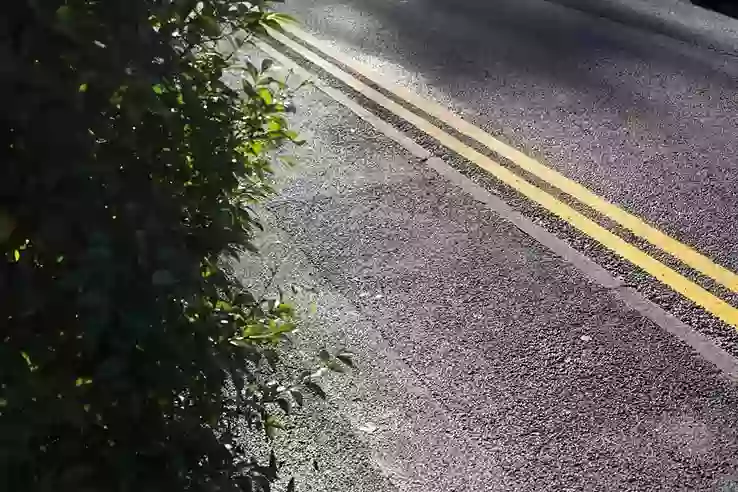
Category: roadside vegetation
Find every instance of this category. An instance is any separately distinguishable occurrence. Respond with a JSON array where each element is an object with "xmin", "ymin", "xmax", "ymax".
[{"xmin": 0, "ymin": 1, "xmax": 345, "ymax": 490}]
